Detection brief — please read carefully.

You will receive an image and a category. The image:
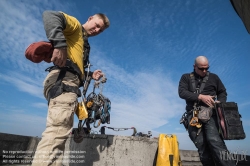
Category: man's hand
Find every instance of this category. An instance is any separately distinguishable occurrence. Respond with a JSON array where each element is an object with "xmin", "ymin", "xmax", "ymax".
[
  {"xmin": 198, "ymin": 94, "xmax": 215, "ymax": 107},
  {"xmin": 51, "ymin": 48, "xmax": 67, "ymax": 67},
  {"xmin": 92, "ymin": 69, "xmax": 103, "ymax": 80}
]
